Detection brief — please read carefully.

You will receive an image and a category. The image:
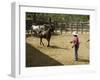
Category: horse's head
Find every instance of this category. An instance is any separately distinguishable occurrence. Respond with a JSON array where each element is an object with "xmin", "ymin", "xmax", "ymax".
[
  {"xmin": 47, "ymin": 27, "xmax": 54, "ymax": 33},
  {"xmin": 50, "ymin": 24, "xmax": 55, "ymax": 32}
]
